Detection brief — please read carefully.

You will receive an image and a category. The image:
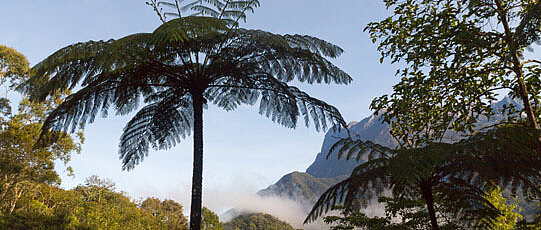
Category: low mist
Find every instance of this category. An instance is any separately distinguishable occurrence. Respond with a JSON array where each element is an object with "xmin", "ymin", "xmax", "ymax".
[{"xmin": 142, "ymin": 177, "xmax": 385, "ymax": 230}]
